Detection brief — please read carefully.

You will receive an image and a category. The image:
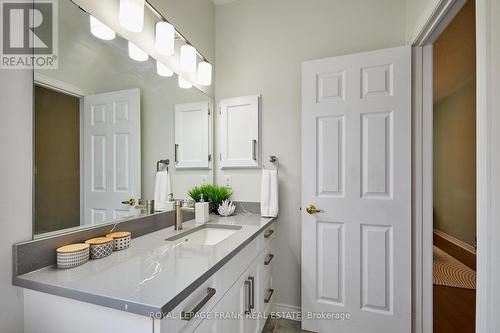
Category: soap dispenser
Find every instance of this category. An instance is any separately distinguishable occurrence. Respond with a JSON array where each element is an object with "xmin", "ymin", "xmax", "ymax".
[{"xmin": 195, "ymin": 194, "xmax": 209, "ymax": 224}]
